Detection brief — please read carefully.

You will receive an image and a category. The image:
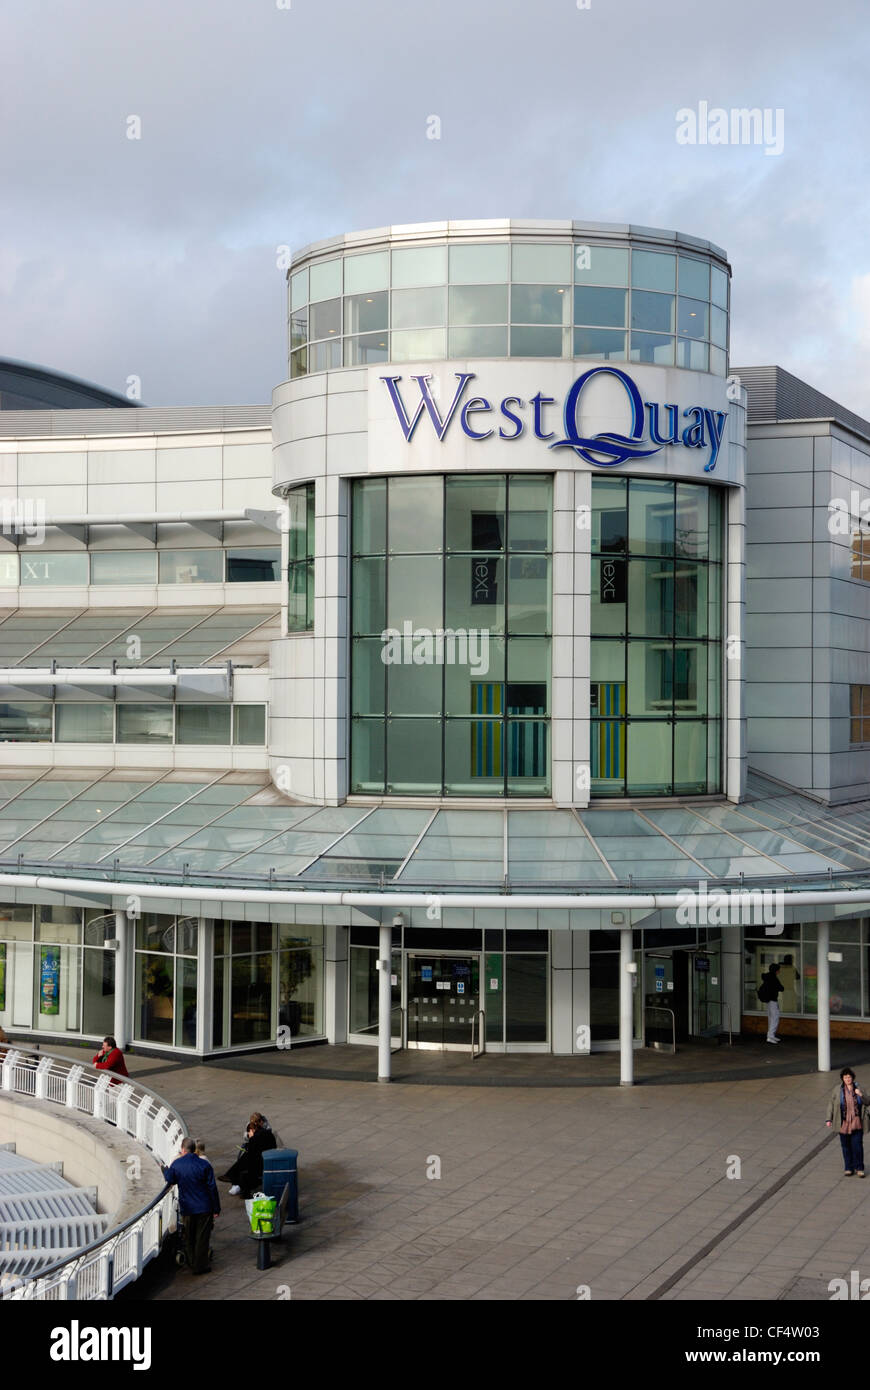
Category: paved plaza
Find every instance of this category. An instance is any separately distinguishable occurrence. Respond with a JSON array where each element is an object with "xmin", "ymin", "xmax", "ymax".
[{"xmin": 26, "ymin": 1039, "xmax": 851, "ymax": 1302}]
